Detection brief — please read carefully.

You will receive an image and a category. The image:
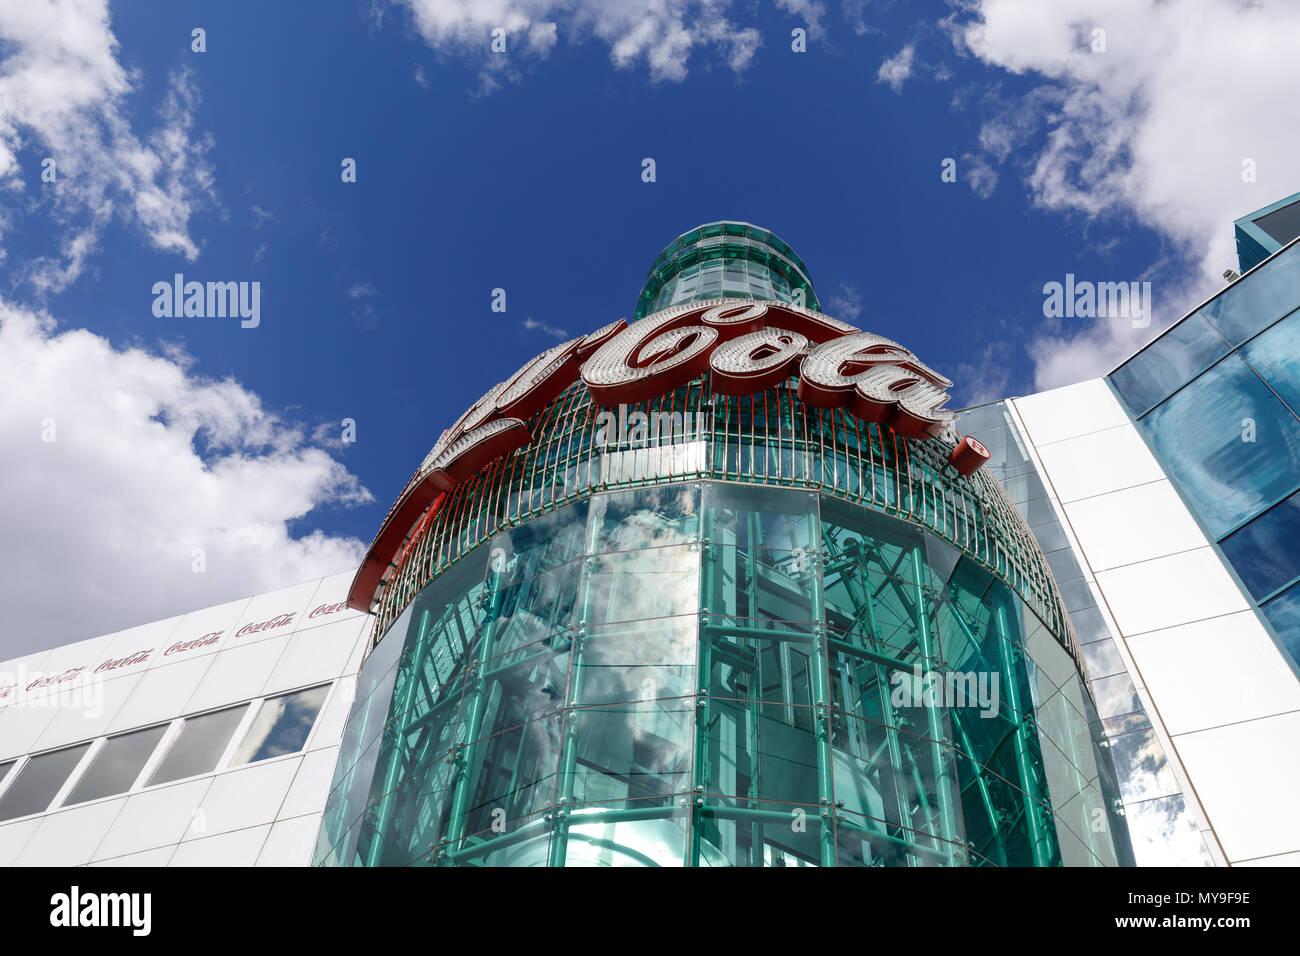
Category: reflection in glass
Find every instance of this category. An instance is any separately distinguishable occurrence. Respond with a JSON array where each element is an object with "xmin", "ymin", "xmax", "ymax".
[
  {"xmin": 147, "ymin": 705, "xmax": 247, "ymax": 786},
  {"xmin": 0, "ymin": 744, "xmax": 91, "ymax": 821},
  {"xmin": 66, "ymin": 724, "xmax": 169, "ymax": 805},
  {"xmin": 233, "ymin": 684, "xmax": 330, "ymax": 765},
  {"xmin": 1142, "ymin": 353, "xmax": 1300, "ymax": 537}
]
